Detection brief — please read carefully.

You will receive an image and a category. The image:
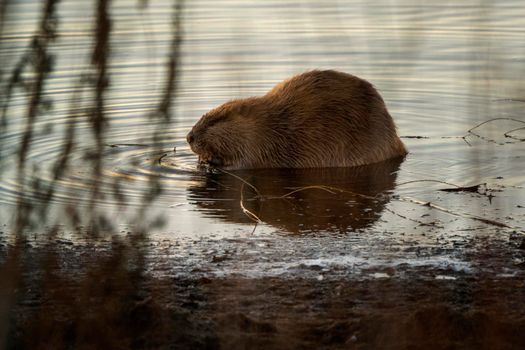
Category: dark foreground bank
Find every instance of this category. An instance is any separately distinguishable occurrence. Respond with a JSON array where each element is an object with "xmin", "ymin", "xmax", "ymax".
[{"xmin": 1, "ymin": 236, "xmax": 524, "ymax": 350}]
